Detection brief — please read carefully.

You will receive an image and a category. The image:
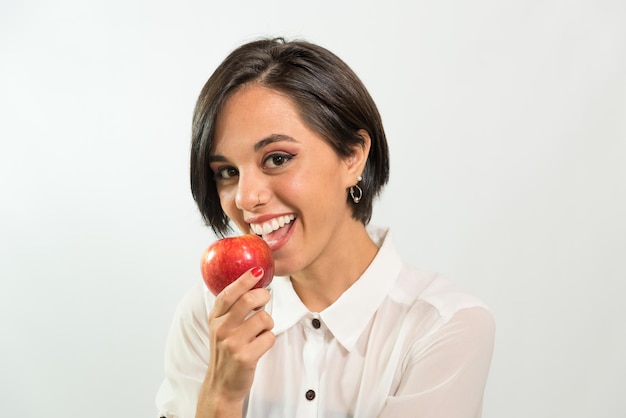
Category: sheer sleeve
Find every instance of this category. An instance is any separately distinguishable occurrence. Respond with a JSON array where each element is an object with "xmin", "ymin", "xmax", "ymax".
[
  {"xmin": 379, "ymin": 307, "xmax": 496, "ymax": 418},
  {"xmin": 156, "ymin": 283, "xmax": 211, "ymax": 418}
]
